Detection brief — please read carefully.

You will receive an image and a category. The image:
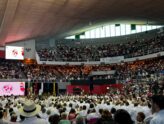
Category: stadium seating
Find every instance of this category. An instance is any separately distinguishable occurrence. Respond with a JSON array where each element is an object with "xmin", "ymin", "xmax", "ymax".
[{"xmin": 37, "ymin": 35, "xmax": 164, "ymax": 62}]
